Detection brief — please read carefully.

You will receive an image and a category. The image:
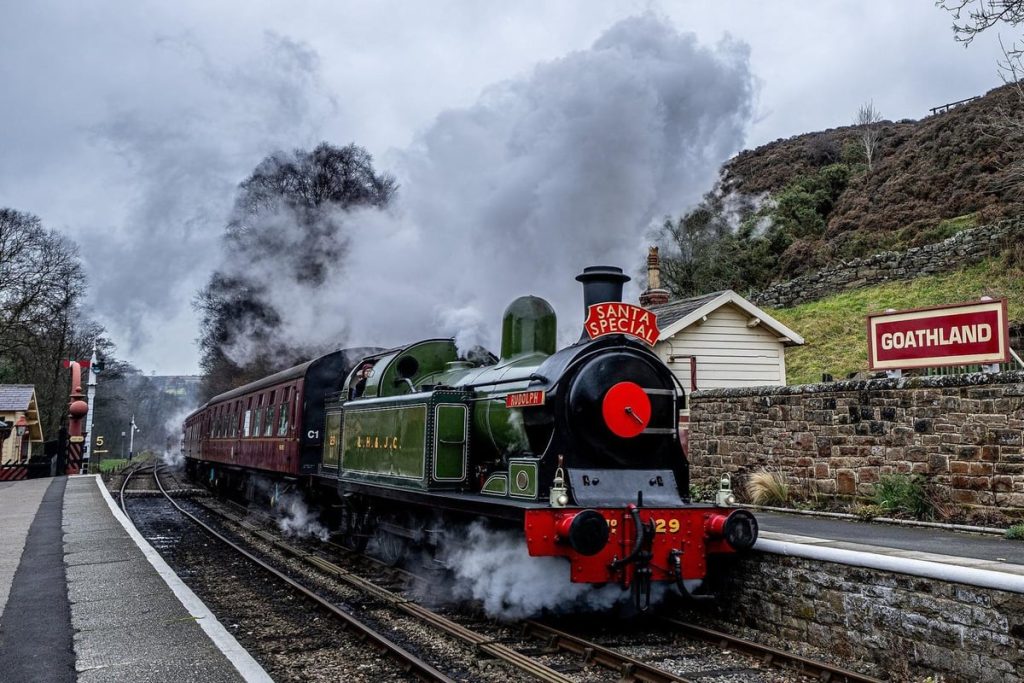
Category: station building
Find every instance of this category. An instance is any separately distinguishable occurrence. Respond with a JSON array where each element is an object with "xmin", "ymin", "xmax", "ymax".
[
  {"xmin": 0, "ymin": 384, "xmax": 45, "ymax": 464},
  {"xmin": 638, "ymin": 248, "xmax": 804, "ymax": 446}
]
